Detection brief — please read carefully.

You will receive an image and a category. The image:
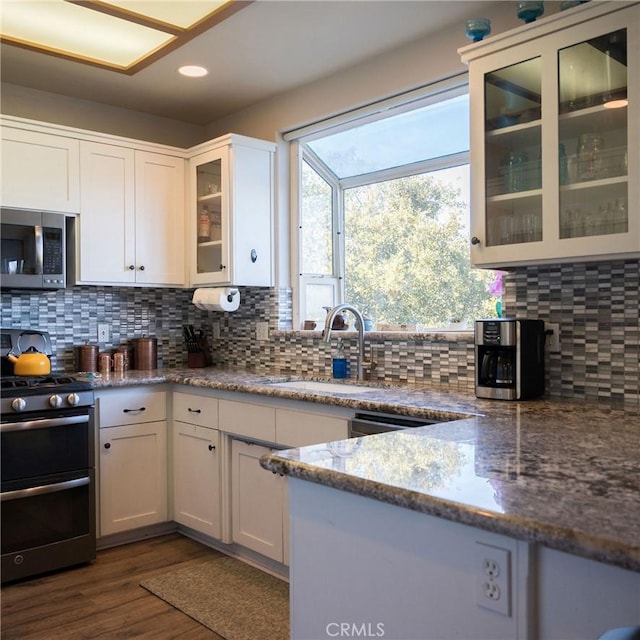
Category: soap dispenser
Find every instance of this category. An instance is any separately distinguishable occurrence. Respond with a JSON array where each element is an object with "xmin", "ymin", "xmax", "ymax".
[{"xmin": 332, "ymin": 339, "xmax": 348, "ymax": 379}]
